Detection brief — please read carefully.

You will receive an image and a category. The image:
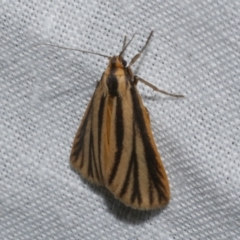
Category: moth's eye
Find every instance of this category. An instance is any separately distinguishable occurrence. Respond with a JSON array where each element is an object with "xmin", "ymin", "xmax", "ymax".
[{"xmin": 122, "ymin": 59, "xmax": 127, "ymax": 67}]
